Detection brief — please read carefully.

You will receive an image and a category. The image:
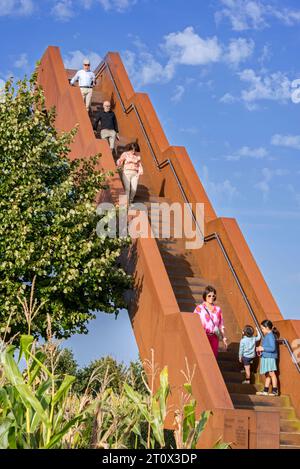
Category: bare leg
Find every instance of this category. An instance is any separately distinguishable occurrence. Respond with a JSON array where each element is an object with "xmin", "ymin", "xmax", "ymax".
[
  {"xmin": 264, "ymin": 373, "xmax": 271, "ymax": 390},
  {"xmin": 269, "ymin": 371, "xmax": 278, "ymax": 389},
  {"xmin": 244, "ymin": 365, "xmax": 250, "ymax": 380}
]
